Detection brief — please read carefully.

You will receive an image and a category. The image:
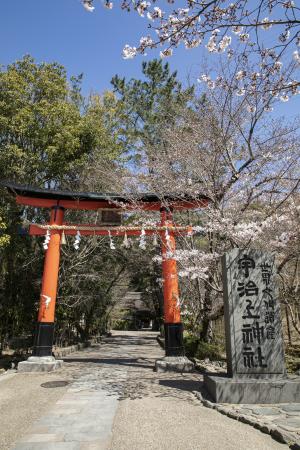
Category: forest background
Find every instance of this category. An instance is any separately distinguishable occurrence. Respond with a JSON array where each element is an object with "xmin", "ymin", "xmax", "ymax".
[
  {"xmin": 0, "ymin": 0, "xmax": 299, "ymax": 369},
  {"xmin": 0, "ymin": 55, "xmax": 299, "ymax": 369}
]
